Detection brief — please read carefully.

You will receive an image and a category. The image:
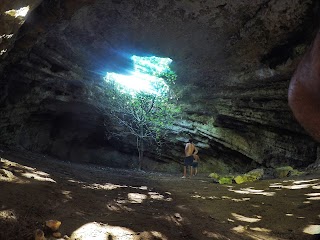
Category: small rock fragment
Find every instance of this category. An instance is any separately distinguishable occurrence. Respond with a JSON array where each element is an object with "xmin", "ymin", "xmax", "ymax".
[
  {"xmin": 35, "ymin": 229, "xmax": 45, "ymax": 240},
  {"xmin": 45, "ymin": 220, "xmax": 61, "ymax": 231},
  {"xmin": 53, "ymin": 232, "xmax": 62, "ymax": 238}
]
